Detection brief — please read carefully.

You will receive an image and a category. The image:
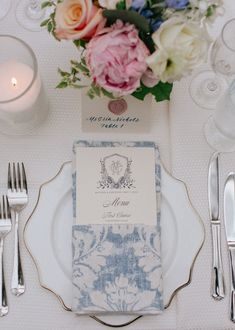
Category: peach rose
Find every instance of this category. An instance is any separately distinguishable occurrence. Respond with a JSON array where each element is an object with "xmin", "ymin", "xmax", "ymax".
[{"xmin": 54, "ymin": 0, "xmax": 105, "ymax": 40}]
